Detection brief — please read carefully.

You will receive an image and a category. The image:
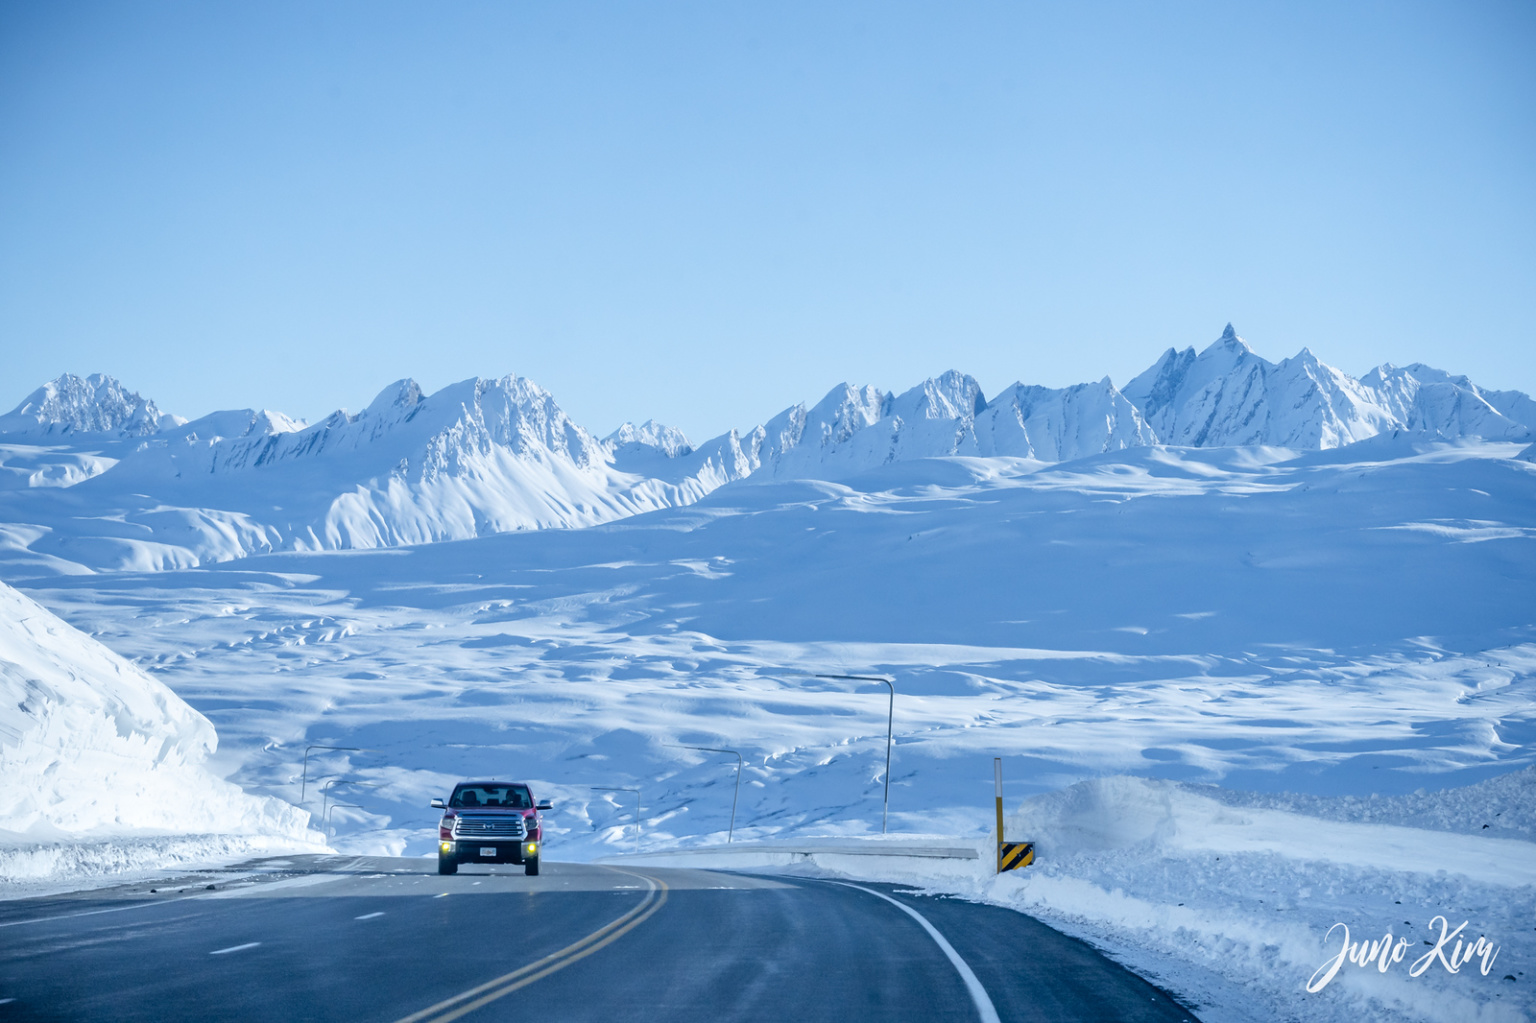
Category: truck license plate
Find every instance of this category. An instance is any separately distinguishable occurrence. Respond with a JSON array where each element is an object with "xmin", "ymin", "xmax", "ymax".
[{"xmin": 480, "ymin": 847, "xmax": 497, "ymax": 857}]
